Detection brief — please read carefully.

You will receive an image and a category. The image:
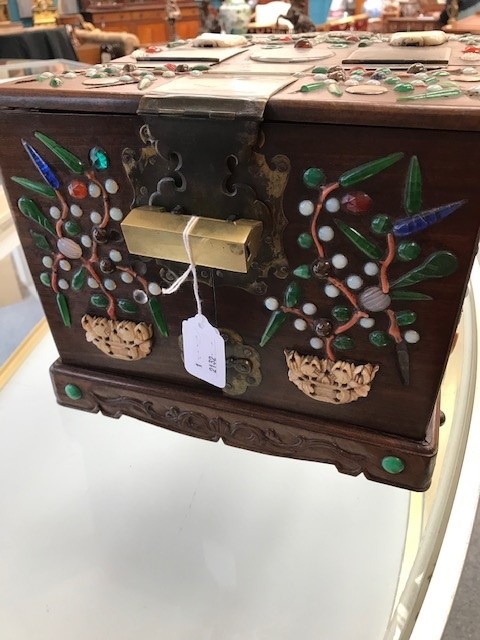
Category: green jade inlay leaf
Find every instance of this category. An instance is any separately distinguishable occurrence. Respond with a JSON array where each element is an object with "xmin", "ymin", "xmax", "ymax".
[
  {"xmin": 34, "ymin": 131, "xmax": 84, "ymax": 174},
  {"xmin": 339, "ymin": 152, "xmax": 404, "ymax": 188},
  {"xmin": 299, "ymin": 82, "xmax": 326, "ymax": 93},
  {"xmin": 371, "ymin": 214, "xmax": 392, "ymax": 235},
  {"xmin": 64, "ymin": 383, "xmax": 82, "ymax": 400},
  {"xmin": 91, "ymin": 293, "xmax": 109, "ymax": 308},
  {"xmin": 397, "ymin": 241, "xmax": 421, "ymax": 262},
  {"xmin": 30, "ymin": 230, "xmax": 51, "ymax": 252},
  {"xmin": 297, "ymin": 232, "xmax": 313, "ymax": 249},
  {"xmin": 391, "ymin": 251, "xmax": 458, "ymax": 289},
  {"xmin": 56, "ymin": 292, "xmax": 71, "ymax": 327},
  {"xmin": 303, "ymin": 167, "xmax": 326, "ymax": 188},
  {"xmin": 331, "ymin": 305, "xmax": 351, "ymax": 322},
  {"xmin": 260, "ymin": 309, "xmax": 286, "ymax": 347},
  {"xmin": 119, "ymin": 299, "xmax": 140, "ymax": 314},
  {"xmin": 11, "ymin": 176, "xmax": 55, "ymax": 199},
  {"xmin": 333, "ymin": 335, "xmax": 355, "ymax": 350},
  {"xmin": 71, "ymin": 267, "xmax": 87, "ymax": 291},
  {"xmin": 284, "ymin": 281, "xmax": 301, "ymax": 307},
  {"xmin": 395, "ymin": 310, "xmax": 417, "ymax": 326},
  {"xmin": 389, "ymin": 290, "xmax": 433, "ymax": 301},
  {"xmin": 404, "ymin": 156, "xmax": 422, "ymax": 216},
  {"xmin": 293, "ymin": 264, "xmax": 311, "ymax": 279},
  {"xmin": 333, "ymin": 218, "xmax": 383, "ymax": 260},
  {"xmin": 18, "ymin": 196, "xmax": 56, "ymax": 237},
  {"xmin": 397, "ymin": 88, "xmax": 462, "ymax": 102},
  {"xmin": 381, "ymin": 456, "xmax": 405, "ymax": 474},
  {"xmin": 149, "ymin": 297, "xmax": 169, "ymax": 337}
]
